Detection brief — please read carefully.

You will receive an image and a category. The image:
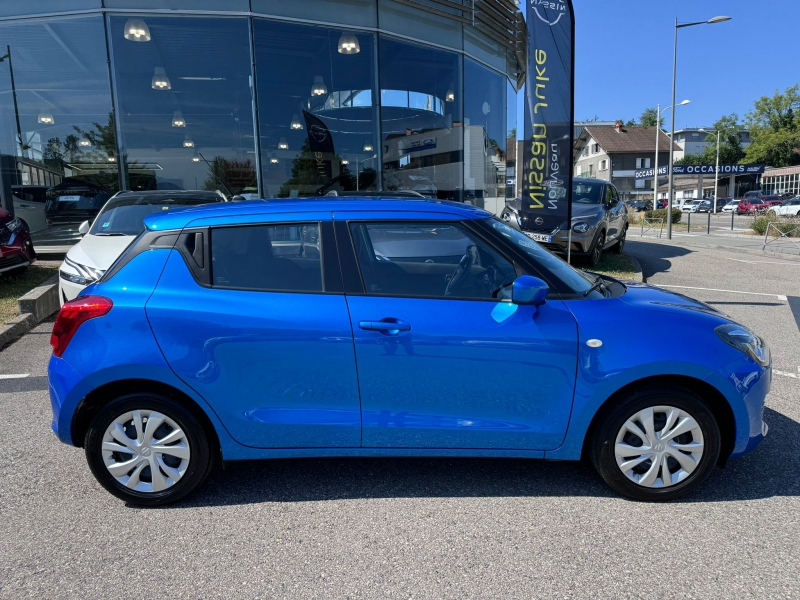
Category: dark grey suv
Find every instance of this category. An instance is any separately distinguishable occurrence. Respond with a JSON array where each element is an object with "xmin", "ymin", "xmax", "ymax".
[{"xmin": 500, "ymin": 178, "xmax": 628, "ymax": 267}]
